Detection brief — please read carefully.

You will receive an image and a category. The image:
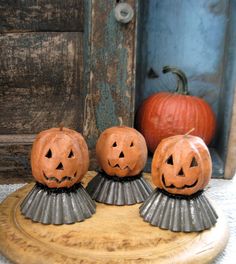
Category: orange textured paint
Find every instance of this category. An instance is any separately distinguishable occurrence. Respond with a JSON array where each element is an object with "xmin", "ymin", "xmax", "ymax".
[
  {"xmin": 96, "ymin": 126, "xmax": 147, "ymax": 177},
  {"xmin": 31, "ymin": 127, "xmax": 89, "ymax": 188},
  {"xmin": 152, "ymin": 134, "xmax": 212, "ymax": 196}
]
